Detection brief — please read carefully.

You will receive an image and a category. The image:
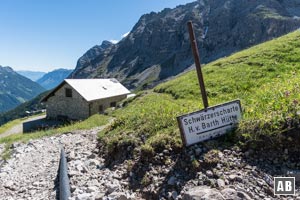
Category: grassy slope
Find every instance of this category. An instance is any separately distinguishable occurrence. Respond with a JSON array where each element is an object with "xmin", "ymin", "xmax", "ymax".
[
  {"xmin": 99, "ymin": 31, "xmax": 300, "ymax": 158},
  {"xmin": 0, "ymin": 114, "xmax": 110, "ymax": 145},
  {"xmin": 1, "ymin": 31, "xmax": 299, "ymax": 161}
]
